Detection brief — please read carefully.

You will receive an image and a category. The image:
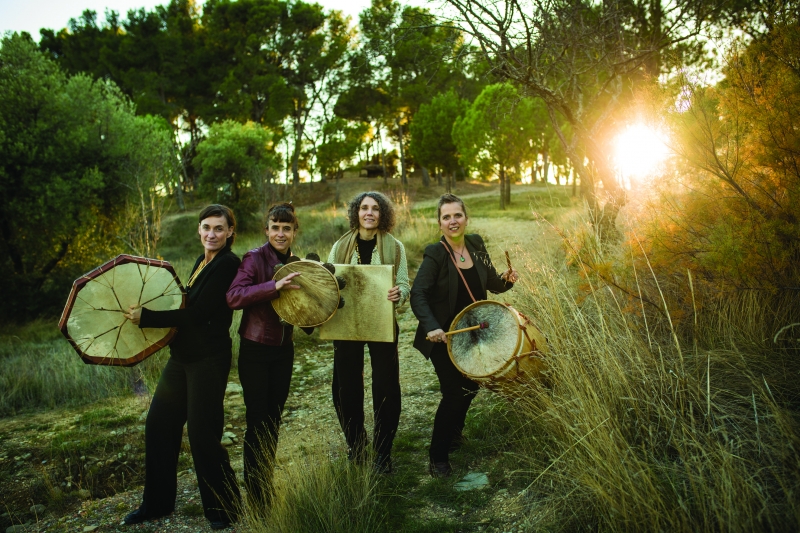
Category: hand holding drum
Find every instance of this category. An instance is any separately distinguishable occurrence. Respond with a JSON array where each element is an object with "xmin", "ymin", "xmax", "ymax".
[{"xmin": 276, "ymin": 271, "xmax": 301, "ymax": 291}]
